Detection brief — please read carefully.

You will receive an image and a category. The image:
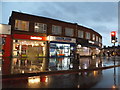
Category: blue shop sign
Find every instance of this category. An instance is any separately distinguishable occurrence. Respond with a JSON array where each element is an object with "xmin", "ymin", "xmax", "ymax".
[{"xmin": 56, "ymin": 37, "xmax": 71, "ymax": 41}]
